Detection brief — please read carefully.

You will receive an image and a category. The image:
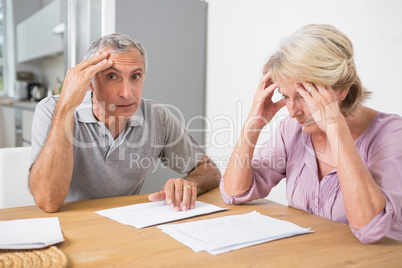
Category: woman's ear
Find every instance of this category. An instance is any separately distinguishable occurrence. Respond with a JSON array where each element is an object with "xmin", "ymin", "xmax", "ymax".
[{"xmin": 337, "ymin": 87, "xmax": 350, "ymax": 101}]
